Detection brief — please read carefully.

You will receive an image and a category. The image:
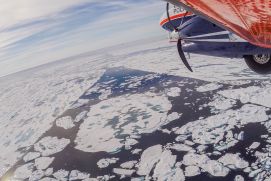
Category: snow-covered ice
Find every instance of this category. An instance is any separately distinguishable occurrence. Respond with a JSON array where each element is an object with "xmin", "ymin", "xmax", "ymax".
[
  {"xmin": 56, "ymin": 116, "xmax": 75, "ymax": 129},
  {"xmin": 53, "ymin": 169, "xmax": 69, "ymax": 181},
  {"xmin": 69, "ymin": 170, "xmax": 90, "ymax": 180},
  {"xmin": 219, "ymin": 85, "xmax": 271, "ymax": 108},
  {"xmin": 196, "ymin": 83, "xmax": 223, "ymax": 92},
  {"xmin": 152, "ymin": 150, "xmax": 177, "ymax": 180},
  {"xmin": 113, "ymin": 168, "xmax": 135, "ymax": 177},
  {"xmin": 13, "ymin": 163, "xmax": 34, "ymax": 180},
  {"xmin": 249, "ymin": 142, "xmax": 261, "ymax": 150},
  {"xmin": 184, "ymin": 166, "xmax": 201, "ymax": 177},
  {"xmin": 29, "ymin": 169, "xmax": 45, "ymax": 181},
  {"xmin": 34, "ymin": 136, "xmax": 70, "ymax": 156},
  {"xmin": 137, "ymin": 145, "xmax": 163, "ymax": 176},
  {"xmin": 35, "ymin": 157, "xmax": 55, "ymax": 170},
  {"xmin": 120, "ymin": 161, "xmax": 137, "ymax": 169},
  {"xmin": 166, "ymin": 87, "xmax": 181, "ymax": 97},
  {"xmin": 75, "ymin": 93, "xmax": 171, "ymax": 153},
  {"xmin": 218, "ymin": 153, "xmax": 248, "ymax": 169},
  {"xmin": 23, "ymin": 152, "xmax": 41, "ymax": 162},
  {"xmin": 97, "ymin": 158, "xmax": 119, "ymax": 169},
  {"xmin": 0, "ymin": 54, "xmax": 105, "ymax": 176}
]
